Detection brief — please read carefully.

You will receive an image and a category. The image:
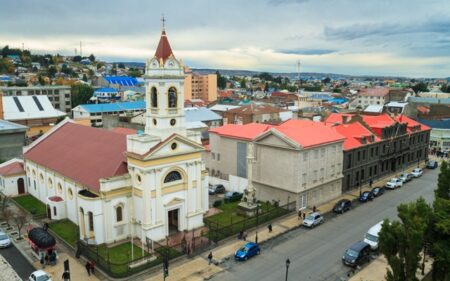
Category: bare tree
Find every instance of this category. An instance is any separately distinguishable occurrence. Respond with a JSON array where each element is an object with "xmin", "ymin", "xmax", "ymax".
[
  {"xmin": 13, "ymin": 209, "xmax": 29, "ymax": 239},
  {"xmin": 0, "ymin": 194, "xmax": 12, "ymax": 227}
]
